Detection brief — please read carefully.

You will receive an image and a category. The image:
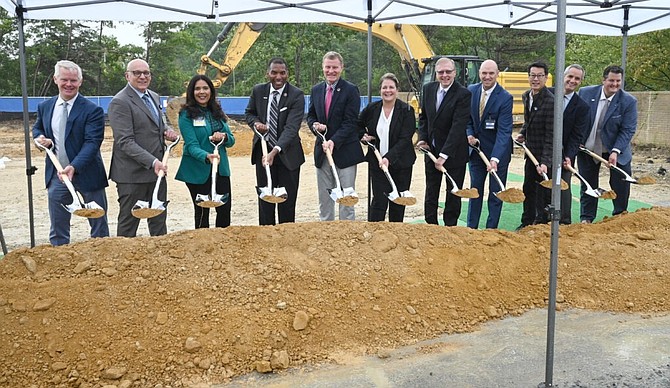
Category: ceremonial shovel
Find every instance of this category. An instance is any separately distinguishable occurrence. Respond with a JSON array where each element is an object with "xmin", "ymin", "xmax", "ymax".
[
  {"xmin": 513, "ymin": 138, "xmax": 569, "ymax": 190},
  {"xmin": 579, "ymin": 146, "xmax": 656, "ymax": 185},
  {"xmin": 363, "ymin": 140, "xmax": 416, "ymax": 206},
  {"xmin": 253, "ymin": 127, "xmax": 287, "ymax": 204},
  {"xmin": 131, "ymin": 136, "xmax": 181, "ymax": 219},
  {"xmin": 417, "ymin": 146, "xmax": 479, "ymax": 199},
  {"xmin": 564, "ymin": 163, "xmax": 616, "ymax": 199},
  {"xmin": 34, "ymin": 139, "xmax": 105, "ymax": 218},
  {"xmin": 195, "ymin": 137, "xmax": 230, "ymax": 207},
  {"xmin": 314, "ymin": 128, "xmax": 358, "ymax": 206},
  {"xmin": 469, "ymin": 141, "xmax": 525, "ymax": 203}
]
